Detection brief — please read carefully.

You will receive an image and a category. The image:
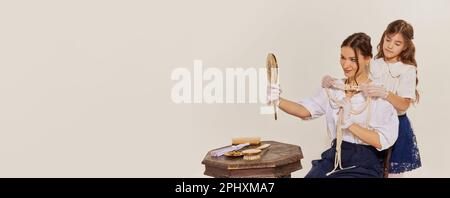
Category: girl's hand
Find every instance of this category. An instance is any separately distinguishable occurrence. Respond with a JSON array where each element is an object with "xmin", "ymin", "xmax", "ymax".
[
  {"xmin": 267, "ymin": 84, "xmax": 282, "ymax": 107},
  {"xmin": 322, "ymin": 75, "xmax": 337, "ymax": 88},
  {"xmin": 361, "ymin": 84, "xmax": 388, "ymax": 99}
]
